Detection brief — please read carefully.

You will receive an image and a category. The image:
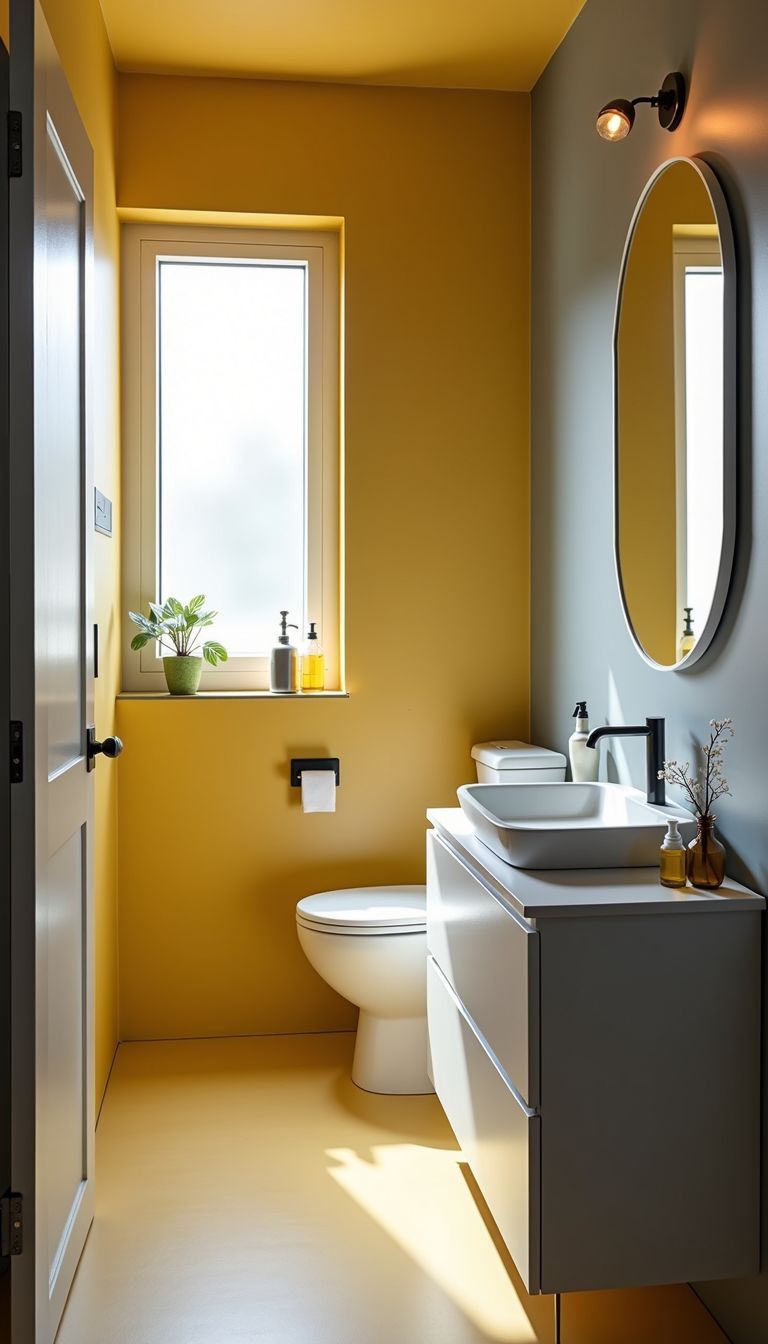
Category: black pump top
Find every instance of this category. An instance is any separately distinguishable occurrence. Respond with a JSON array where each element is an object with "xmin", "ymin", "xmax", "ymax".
[
  {"xmin": 307, "ymin": 622, "xmax": 318, "ymax": 640},
  {"xmin": 573, "ymin": 701, "xmax": 588, "ymax": 718},
  {"xmin": 278, "ymin": 610, "xmax": 299, "ymax": 645},
  {"xmin": 682, "ymin": 607, "xmax": 694, "ymax": 636}
]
